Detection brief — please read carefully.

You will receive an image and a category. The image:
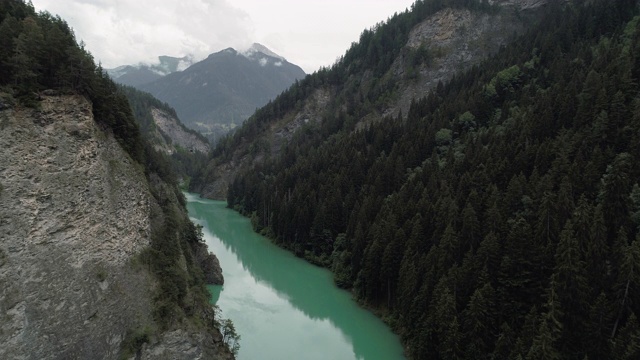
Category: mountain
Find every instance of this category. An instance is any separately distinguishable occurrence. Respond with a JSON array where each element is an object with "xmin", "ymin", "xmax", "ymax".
[
  {"xmin": 194, "ymin": 0, "xmax": 640, "ymax": 359},
  {"xmin": 120, "ymin": 85, "xmax": 211, "ymax": 187},
  {"xmin": 107, "ymin": 55, "xmax": 195, "ymax": 87},
  {"xmin": 194, "ymin": 1, "xmax": 538, "ymax": 200},
  {"xmin": 120, "ymin": 85, "xmax": 210, "ymax": 154},
  {"xmin": 138, "ymin": 44, "xmax": 306, "ymax": 141},
  {"xmin": 0, "ymin": 2, "xmax": 232, "ymax": 358}
]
